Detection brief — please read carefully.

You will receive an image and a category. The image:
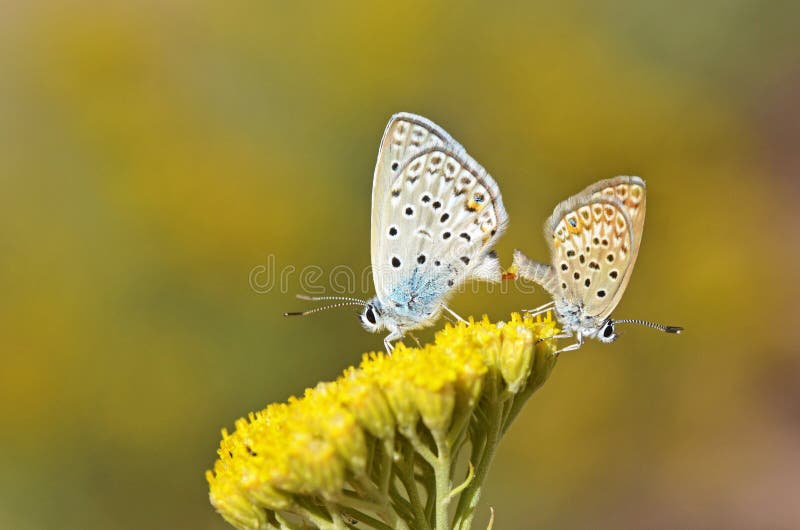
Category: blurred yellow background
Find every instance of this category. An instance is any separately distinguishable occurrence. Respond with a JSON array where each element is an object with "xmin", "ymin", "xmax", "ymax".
[{"xmin": 2, "ymin": 1, "xmax": 799, "ymax": 529}]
